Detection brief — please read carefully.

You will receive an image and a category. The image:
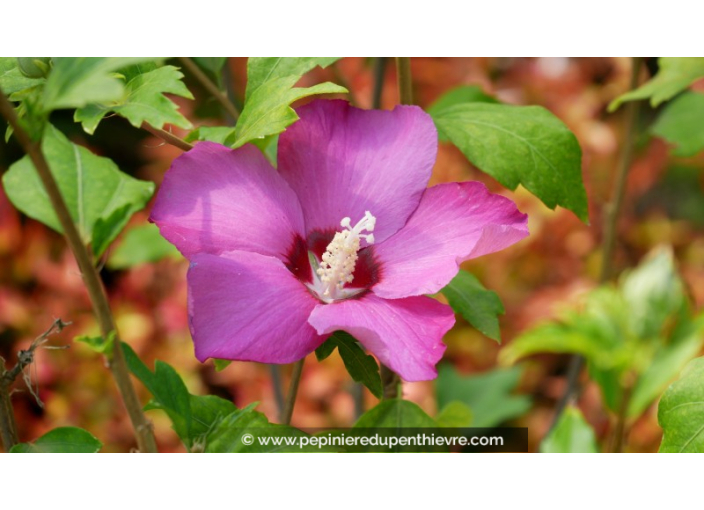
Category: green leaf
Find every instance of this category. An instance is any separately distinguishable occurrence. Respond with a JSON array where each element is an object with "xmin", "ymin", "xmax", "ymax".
[
  {"xmin": 212, "ymin": 359, "xmax": 232, "ymax": 372},
  {"xmin": 2, "ymin": 124, "xmax": 154, "ymax": 245},
  {"xmin": 651, "ymin": 91, "xmax": 704, "ymax": 157},
  {"xmin": 436, "ymin": 401, "xmax": 473, "ymax": 428},
  {"xmin": 42, "ymin": 57, "xmax": 156, "ymax": 112},
  {"xmin": 205, "ymin": 406, "xmax": 318, "ymax": 453},
  {"xmin": 436, "ymin": 365, "xmax": 531, "ymax": 427},
  {"xmin": 122, "ymin": 342, "xmax": 192, "ymax": 446},
  {"xmin": 229, "ymin": 78, "xmax": 347, "ymax": 149},
  {"xmin": 426, "ymin": 85, "xmax": 498, "ymax": 142},
  {"xmin": 75, "ymin": 64, "xmax": 193, "ymax": 134},
  {"xmin": 75, "ymin": 330, "xmax": 116, "ymax": 355},
  {"xmin": 658, "ymin": 357, "xmax": 704, "ymax": 452},
  {"xmin": 500, "ymin": 287, "xmax": 629, "ymax": 368},
  {"xmin": 0, "ymin": 57, "xmax": 45, "ymax": 96},
  {"xmin": 91, "ymin": 204, "xmax": 132, "ymax": 258},
  {"xmin": 10, "ymin": 426, "xmax": 102, "ymax": 453},
  {"xmin": 107, "ymin": 224, "xmax": 181, "ymax": 270},
  {"xmin": 188, "ymin": 395, "xmax": 237, "ymax": 443},
  {"xmin": 185, "ymin": 126, "xmax": 235, "ymax": 144},
  {"xmin": 620, "ymin": 247, "xmax": 684, "ymax": 340},
  {"xmin": 244, "ymin": 57, "xmax": 340, "ymax": 100},
  {"xmin": 609, "ymin": 57, "xmax": 704, "ymax": 111},
  {"xmin": 226, "ymin": 57, "xmax": 344, "ymax": 149},
  {"xmin": 540, "ymin": 406, "xmax": 599, "ymax": 453},
  {"xmin": 355, "ymin": 399, "xmax": 437, "ymax": 428},
  {"xmin": 314, "ymin": 337, "xmax": 337, "ymax": 361},
  {"xmin": 314, "ymin": 331, "xmax": 382, "ymax": 398},
  {"xmin": 502, "ymin": 247, "xmax": 700, "ymax": 417},
  {"xmin": 122, "ymin": 342, "xmax": 242, "ymax": 449},
  {"xmin": 192, "ymin": 57, "xmax": 228, "ymax": 84},
  {"xmin": 432, "ymin": 103, "xmax": 588, "ymax": 222},
  {"xmin": 440, "ymin": 270, "xmax": 504, "ymax": 342},
  {"xmin": 629, "ymin": 313, "xmax": 704, "ymax": 417}
]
